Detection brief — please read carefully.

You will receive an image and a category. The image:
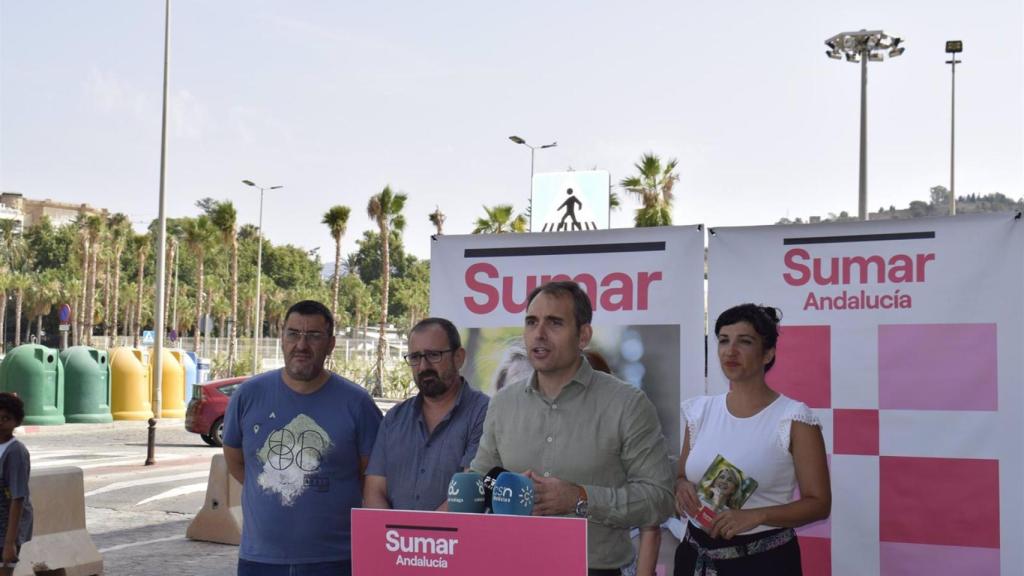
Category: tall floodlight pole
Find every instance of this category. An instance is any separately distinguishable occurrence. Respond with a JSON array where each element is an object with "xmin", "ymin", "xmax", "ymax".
[
  {"xmin": 508, "ymin": 135, "xmax": 557, "ymax": 228},
  {"xmin": 242, "ymin": 180, "xmax": 282, "ymax": 375},
  {"xmin": 147, "ymin": 0, "xmax": 171, "ymax": 466},
  {"xmin": 825, "ymin": 30, "xmax": 905, "ymax": 220},
  {"xmin": 946, "ymin": 40, "xmax": 963, "ymax": 216}
]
